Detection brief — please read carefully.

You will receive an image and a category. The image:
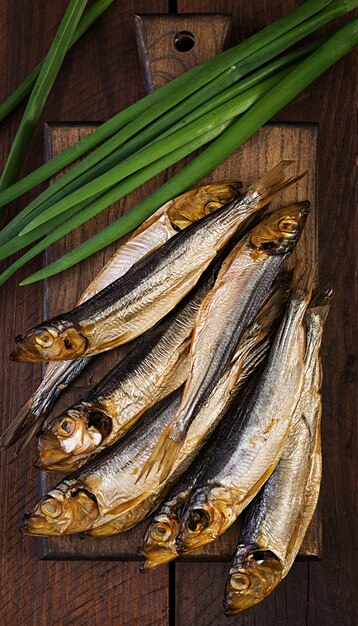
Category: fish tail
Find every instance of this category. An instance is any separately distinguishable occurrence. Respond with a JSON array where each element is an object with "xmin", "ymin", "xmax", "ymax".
[
  {"xmin": 0, "ymin": 399, "xmax": 44, "ymax": 451},
  {"xmin": 10, "ymin": 420, "xmax": 45, "ymax": 463},
  {"xmin": 255, "ymin": 272, "xmax": 292, "ymax": 333},
  {"xmin": 252, "ymin": 160, "xmax": 307, "ymax": 207},
  {"xmin": 309, "ymin": 288, "xmax": 333, "ymax": 326},
  {"xmin": 136, "ymin": 426, "xmax": 183, "ymax": 484},
  {"xmin": 310, "ymin": 287, "xmax": 333, "ymax": 310}
]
